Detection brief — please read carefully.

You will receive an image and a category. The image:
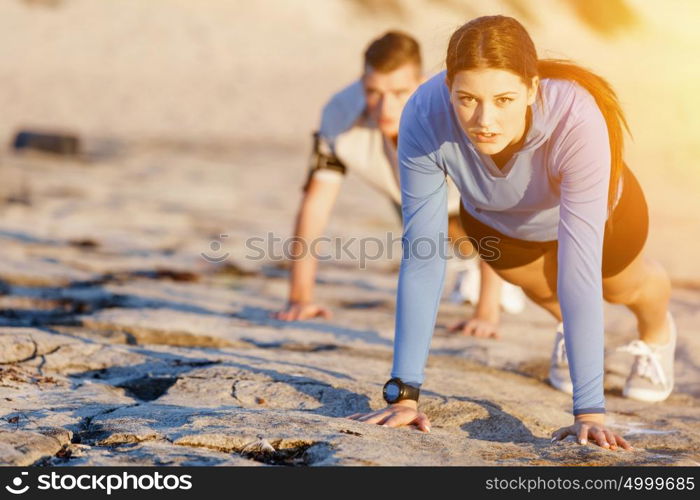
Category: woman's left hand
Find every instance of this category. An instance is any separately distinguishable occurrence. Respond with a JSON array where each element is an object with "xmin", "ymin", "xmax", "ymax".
[{"xmin": 551, "ymin": 414, "xmax": 633, "ymax": 451}]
